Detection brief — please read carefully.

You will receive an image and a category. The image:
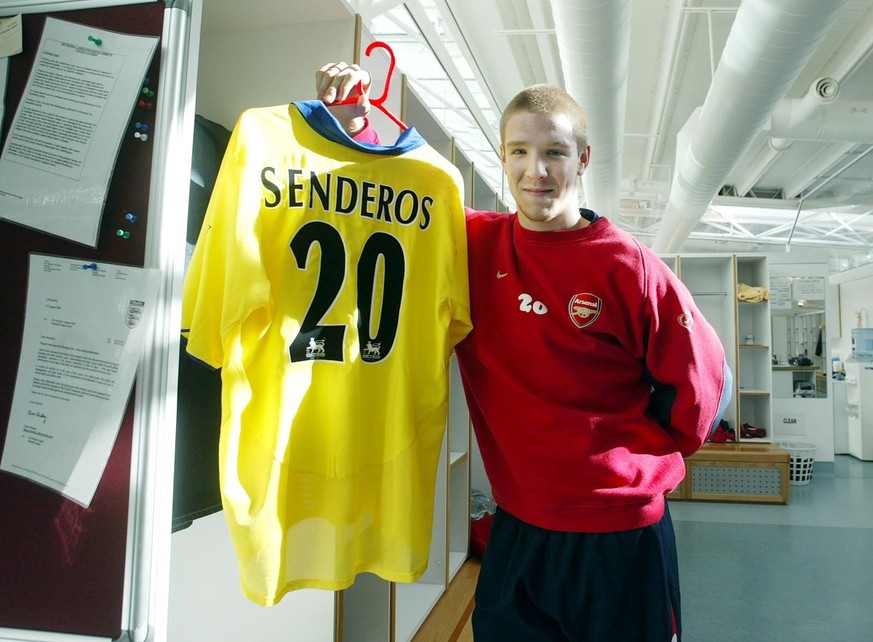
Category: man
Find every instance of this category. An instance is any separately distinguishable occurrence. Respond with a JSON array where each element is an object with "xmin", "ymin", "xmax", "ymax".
[{"xmin": 317, "ymin": 62, "xmax": 731, "ymax": 641}]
